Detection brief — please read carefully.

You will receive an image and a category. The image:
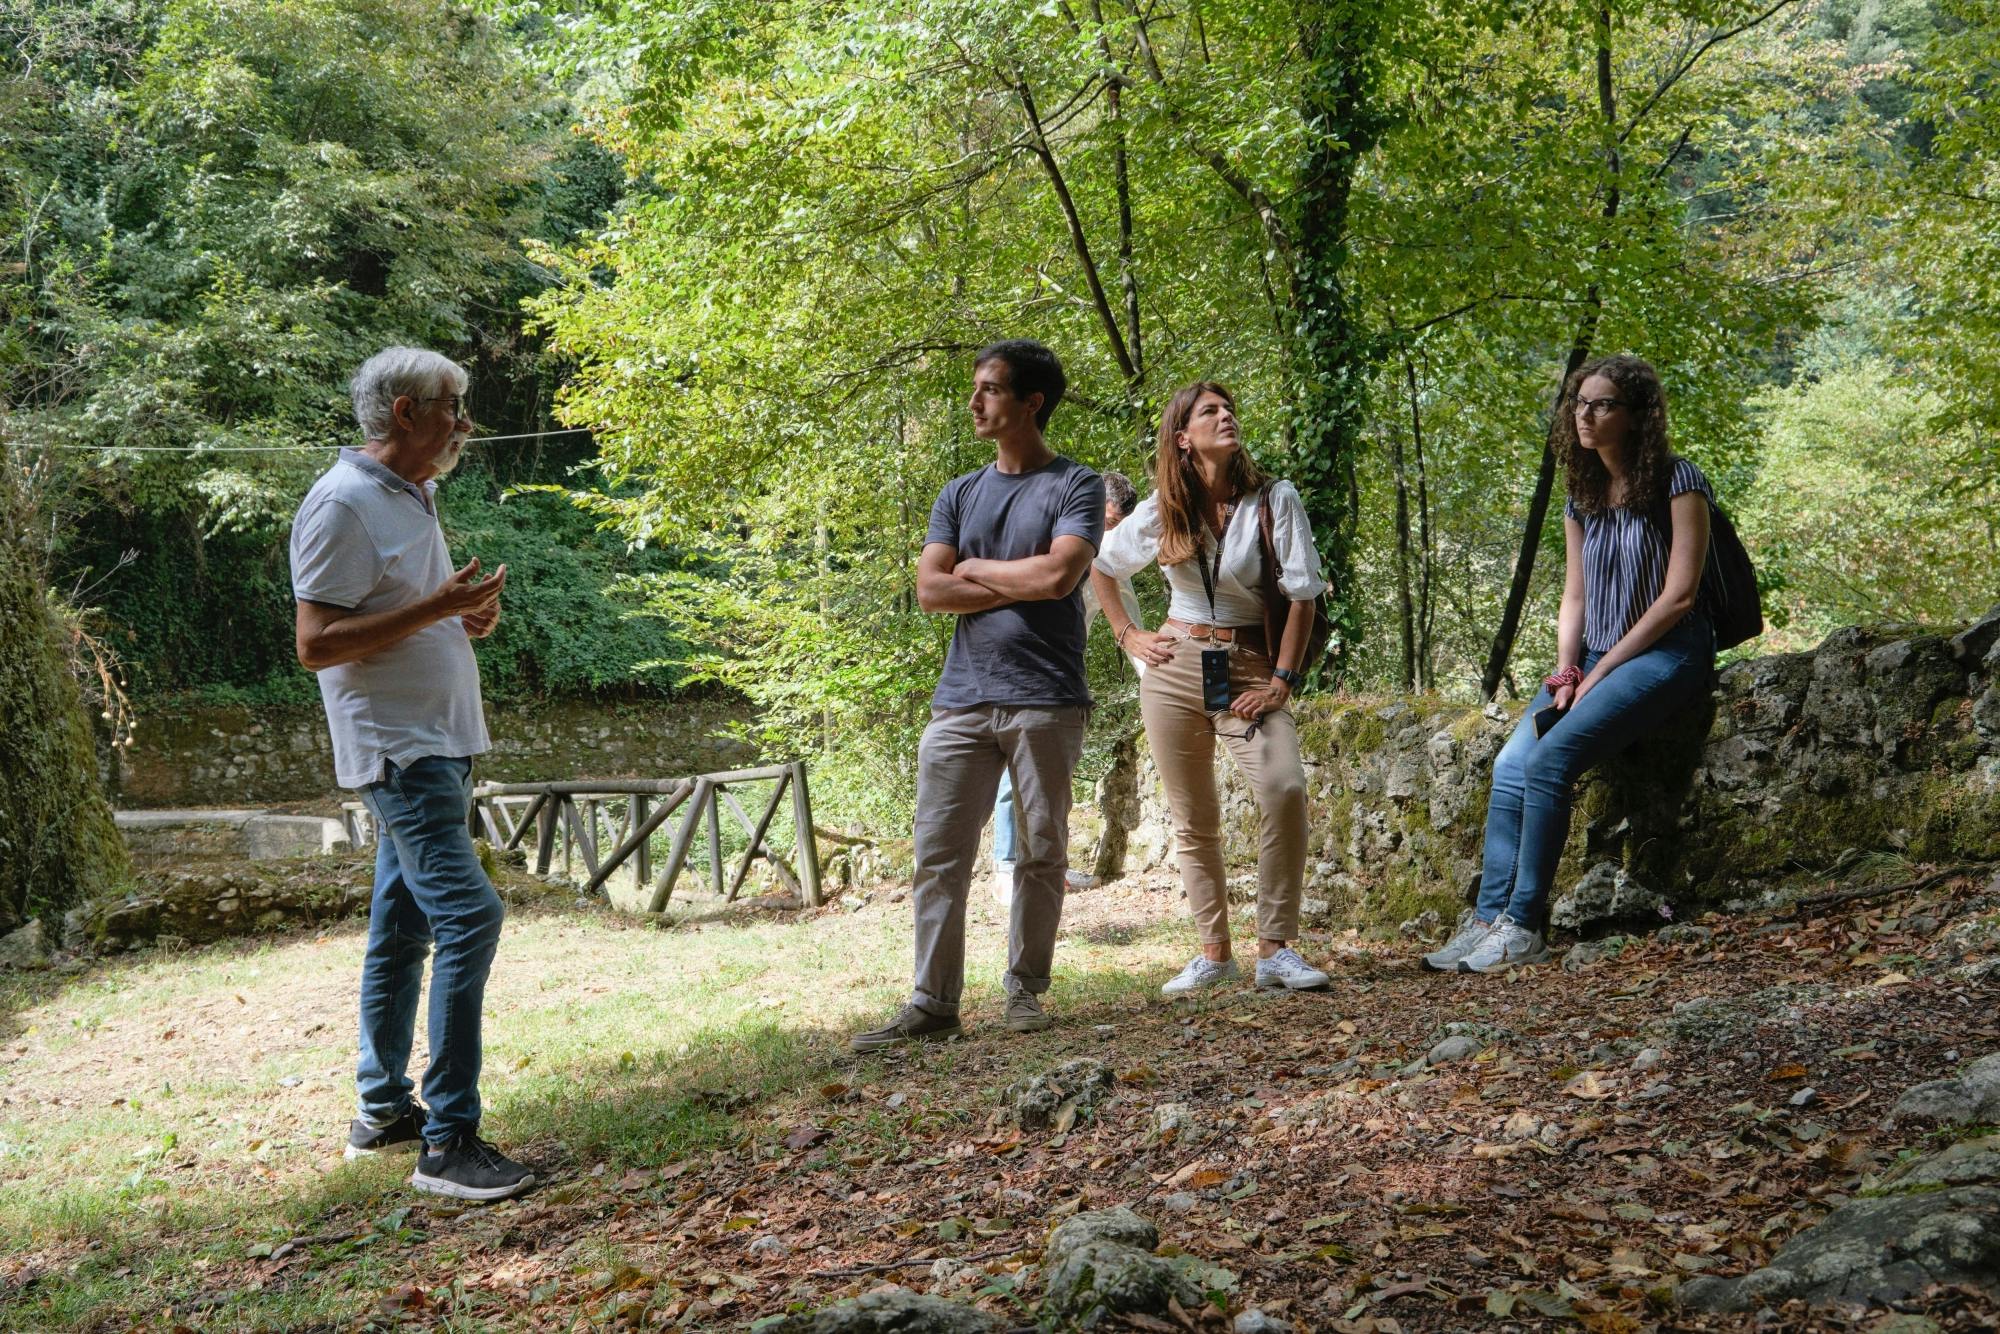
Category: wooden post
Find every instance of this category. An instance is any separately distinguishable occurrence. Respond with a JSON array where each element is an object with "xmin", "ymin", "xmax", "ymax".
[
  {"xmin": 583, "ymin": 785, "xmax": 690, "ymax": 897},
  {"xmin": 790, "ymin": 760, "xmax": 822, "ymax": 907},
  {"xmin": 647, "ymin": 778, "xmax": 711, "ymax": 912},
  {"xmin": 724, "ymin": 774, "xmax": 790, "ymax": 900},
  {"xmin": 707, "ymin": 783, "xmax": 724, "ymax": 897},
  {"xmin": 632, "ymin": 796, "xmax": 650, "ymax": 895},
  {"xmin": 535, "ymin": 794, "xmax": 557, "ymax": 874}
]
